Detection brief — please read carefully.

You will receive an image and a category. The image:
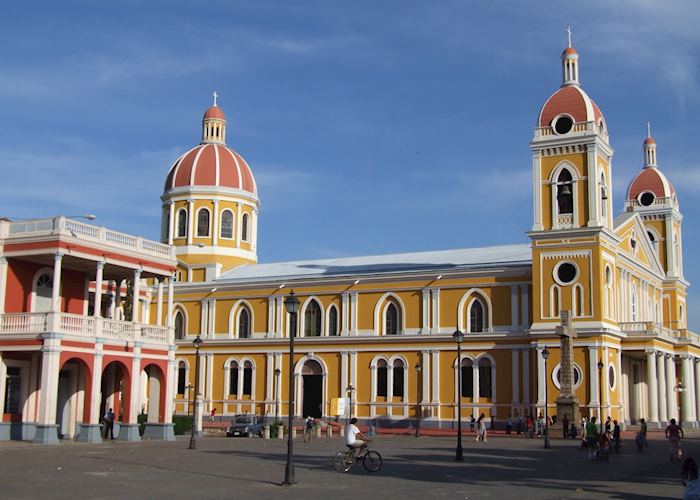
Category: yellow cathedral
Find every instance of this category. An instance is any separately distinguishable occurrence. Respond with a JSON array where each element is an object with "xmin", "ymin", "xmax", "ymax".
[{"xmin": 153, "ymin": 39, "xmax": 699, "ymax": 430}]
